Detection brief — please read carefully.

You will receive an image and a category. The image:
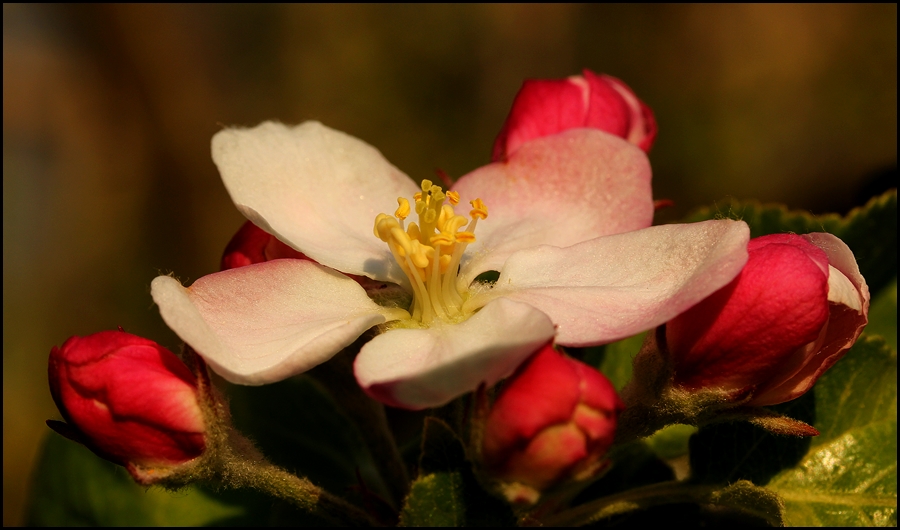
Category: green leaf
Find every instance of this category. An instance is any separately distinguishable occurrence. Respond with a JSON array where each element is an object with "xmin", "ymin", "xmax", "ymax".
[
  {"xmin": 683, "ymin": 189, "xmax": 897, "ymax": 296},
  {"xmin": 867, "ymin": 277, "xmax": 897, "ymax": 352},
  {"xmin": 585, "ymin": 332, "xmax": 646, "ymax": 391},
  {"xmin": 768, "ymin": 336, "xmax": 897, "ymax": 526},
  {"xmin": 225, "ymin": 375, "xmax": 390, "ymax": 503},
  {"xmin": 690, "ymin": 336, "xmax": 897, "ymax": 526},
  {"xmin": 26, "ymin": 431, "xmax": 304, "ymax": 526},
  {"xmin": 399, "ymin": 418, "xmax": 515, "ymax": 527},
  {"xmin": 400, "ymin": 472, "xmax": 466, "ymax": 527},
  {"xmin": 646, "ymin": 424, "xmax": 698, "ymax": 460},
  {"xmin": 400, "ymin": 418, "xmax": 467, "ymax": 527}
]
